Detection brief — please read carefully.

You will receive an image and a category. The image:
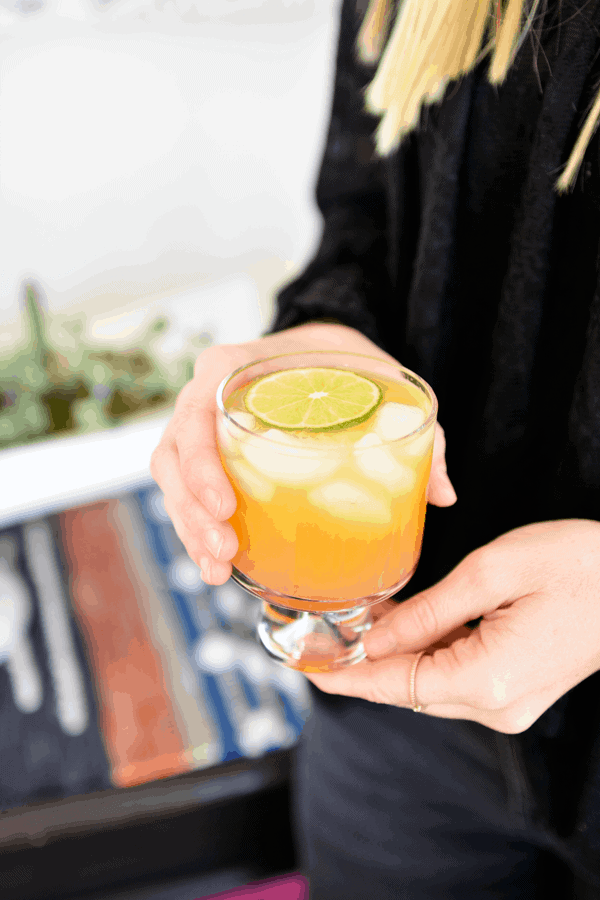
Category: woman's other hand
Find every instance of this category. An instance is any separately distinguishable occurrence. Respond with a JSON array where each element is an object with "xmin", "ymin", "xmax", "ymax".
[{"xmin": 307, "ymin": 520, "xmax": 600, "ymax": 733}]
